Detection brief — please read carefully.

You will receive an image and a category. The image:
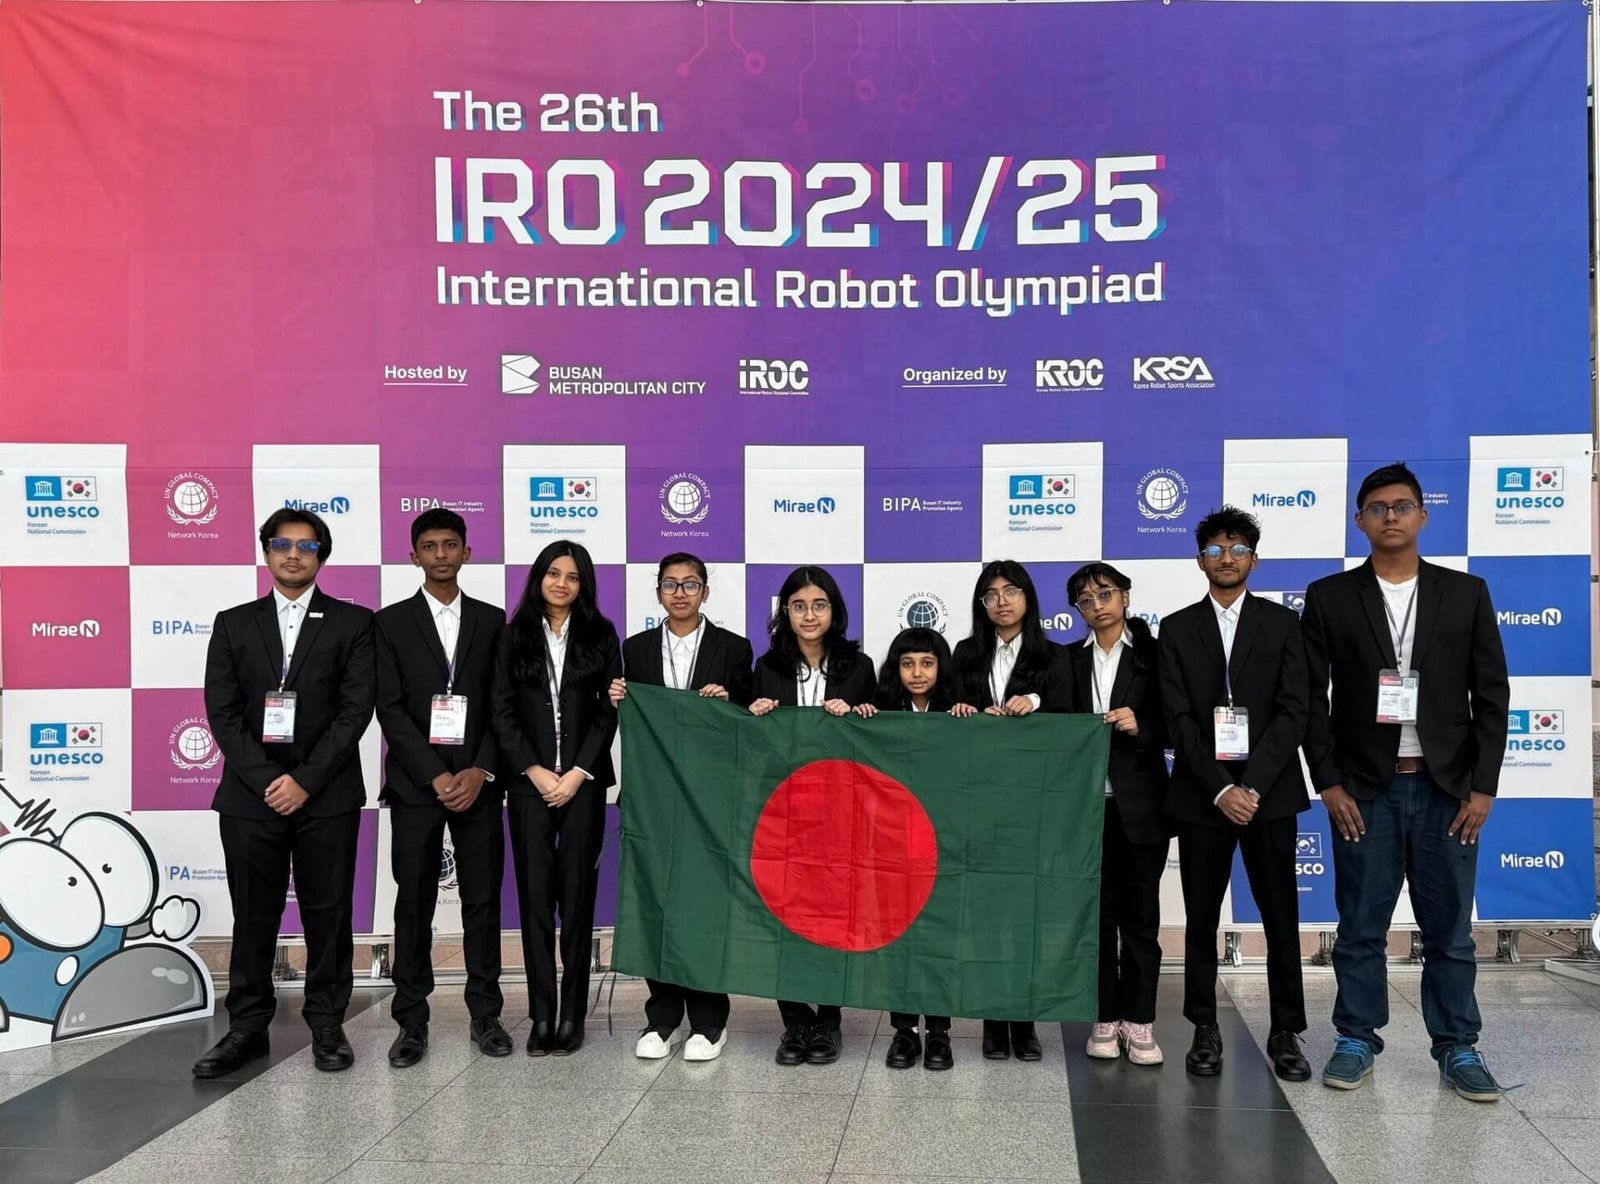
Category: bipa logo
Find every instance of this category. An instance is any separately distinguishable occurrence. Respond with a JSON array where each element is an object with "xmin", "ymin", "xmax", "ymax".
[
  {"xmin": 1506, "ymin": 709, "xmax": 1566, "ymax": 753},
  {"xmin": 1496, "ymin": 607, "xmax": 1564, "ymax": 627},
  {"xmin": 31, "ymin": 619, "xmax": 101, "ymax": 639},
  {"xmin": 1294, "ymin": 832, "xmax": 1325, "ymax": 876},
  {"xmin": 1034, "ymin": 358, "xmax": 1104, "ymax": 391},
  {"xmin": 1132, "ymin": 356, "xmax": 1214, "ymax": 385},
  {"xmin": 1251, "ymin": 489, "xmax": 1317, "ymax": 509},
  {"xmin": 738, "ymin": 358, "xmax": 809, "ymax": 395},
  {"xmin": 284, "ymin": 496, "xmax": 350, "ymax": 515},
  {"xmin": 1500, "ymin": 850, "xmax": 1566, "ymax": 870}
]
